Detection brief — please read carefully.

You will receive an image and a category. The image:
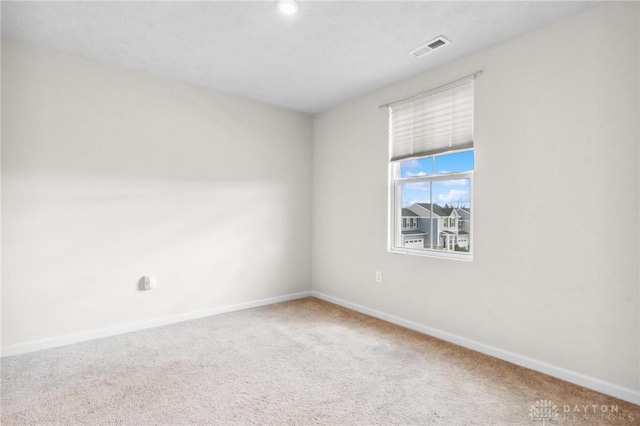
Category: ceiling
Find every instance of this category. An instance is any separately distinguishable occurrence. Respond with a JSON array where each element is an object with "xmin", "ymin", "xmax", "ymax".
[{"xmin": 1, "ymin": 1, "xmax": 601, "ymax": 114}]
